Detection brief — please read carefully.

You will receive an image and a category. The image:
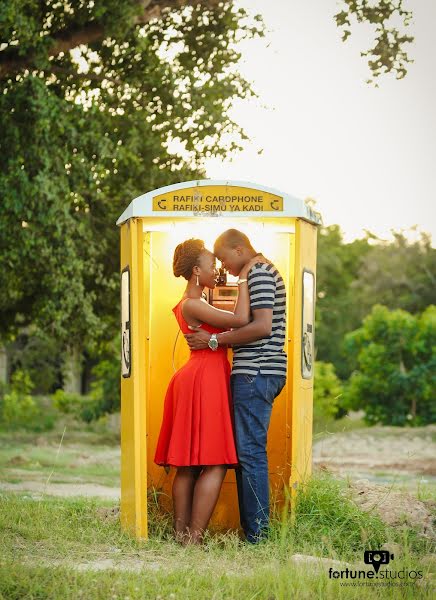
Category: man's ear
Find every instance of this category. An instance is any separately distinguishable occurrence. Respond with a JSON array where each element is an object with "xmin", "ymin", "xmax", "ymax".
[{"xmin": 235, "ymin": 246, "xmax": 244, "ymax": 256}]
